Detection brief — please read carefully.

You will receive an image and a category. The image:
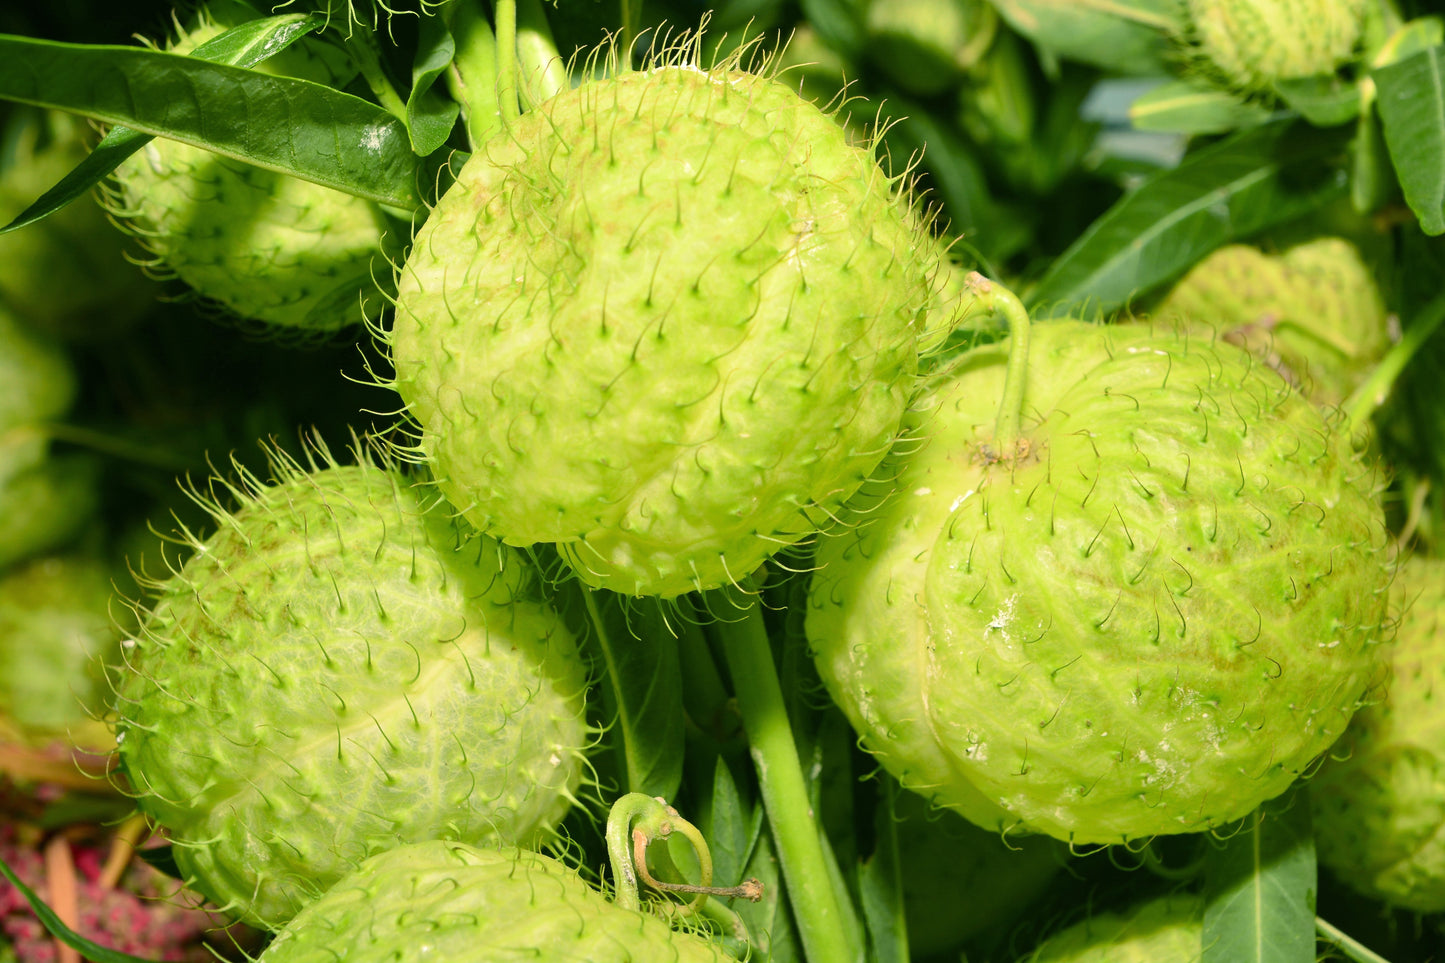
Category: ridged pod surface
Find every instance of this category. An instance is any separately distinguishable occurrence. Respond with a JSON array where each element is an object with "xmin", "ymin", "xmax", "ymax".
[
  {"xmin": 390, "ymin": 61, "xmax": 944, "ymax": 597},
  {"xmin": 807, "ymin": 320, "xmax": 1391, "ymax": 844},
  {"xmin": 108, "ymin": 5, "xmax": 393, "ymax": 335},
  {"xmin": 257, "ymin": 840, "xmax": 727, "ymax": 962},
  {"xmin": 114, "ymin": 456, "xmax": 591, "ymax": 929},
  {"xmin": 1312, "ymin": 554, "xmax": 1445, "ymax": 913},
  {"xmin": 1153, "ymin": 237, "xmax": 1389, "ymax": 409},
  {"xmin": 1018, "ymin": 894, "xmax": 1202, "ymax": 962},
  {"xmin": 1186, "ymin": 0, "xmax": 1367, "ymax": 90}
]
